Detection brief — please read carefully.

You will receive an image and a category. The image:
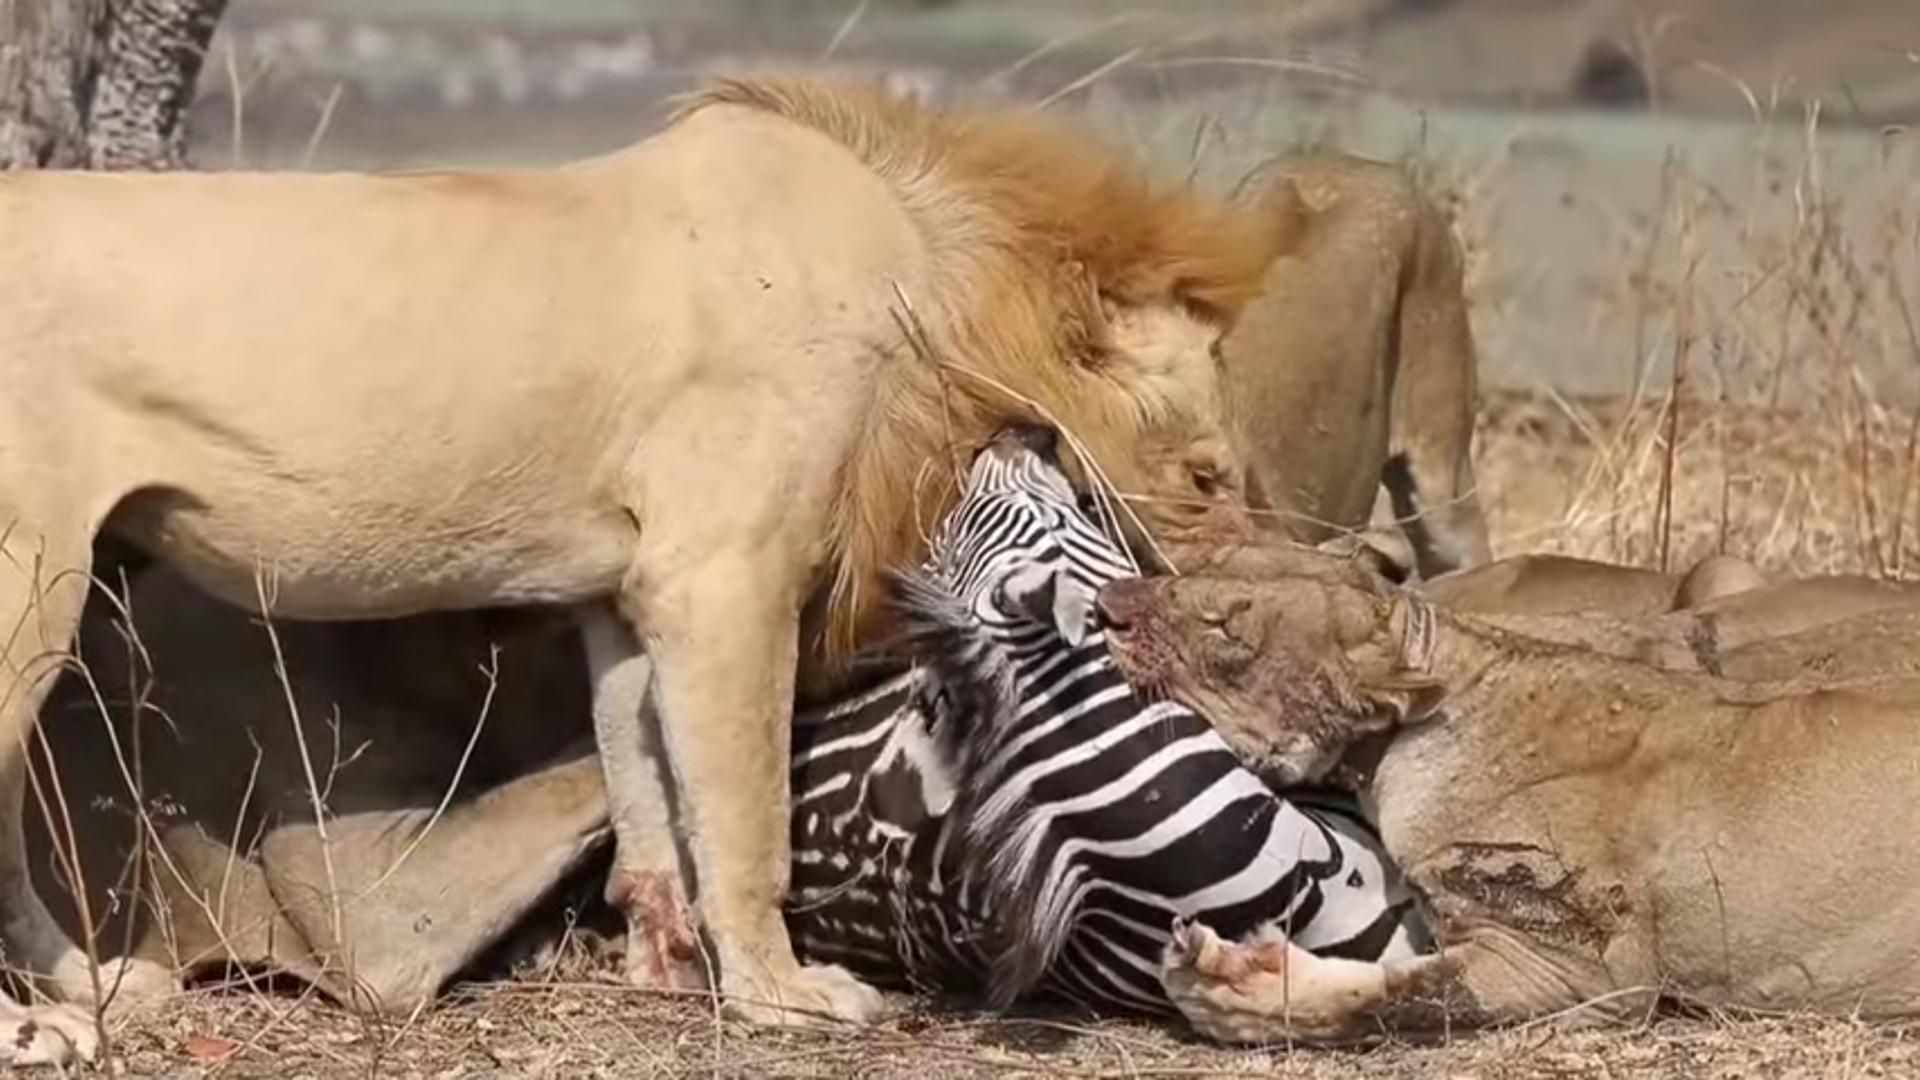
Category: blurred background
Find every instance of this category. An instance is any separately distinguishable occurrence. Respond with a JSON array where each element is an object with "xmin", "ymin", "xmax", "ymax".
[{"xmin": 190, "ymin": 0, "xmax": 1920, "ymax": 574}]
